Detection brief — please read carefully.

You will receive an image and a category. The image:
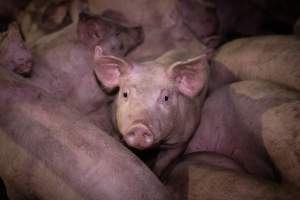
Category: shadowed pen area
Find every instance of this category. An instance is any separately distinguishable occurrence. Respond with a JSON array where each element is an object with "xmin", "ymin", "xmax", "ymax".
[{"xmin": 0, "ymin": 0, "xmax": 300, "ymax": 200}]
